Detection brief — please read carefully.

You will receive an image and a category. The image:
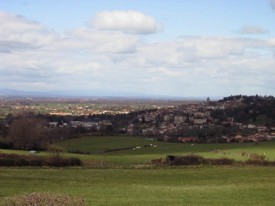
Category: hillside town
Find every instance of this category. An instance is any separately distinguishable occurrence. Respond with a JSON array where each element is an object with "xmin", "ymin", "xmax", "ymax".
[
  {"xmin": 1, "ymin": 95, "xmax": 275, "ymax": 146},
  {"xmin": 126, "ymin": 96, "xmax": 275, "ymax": 143}
]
